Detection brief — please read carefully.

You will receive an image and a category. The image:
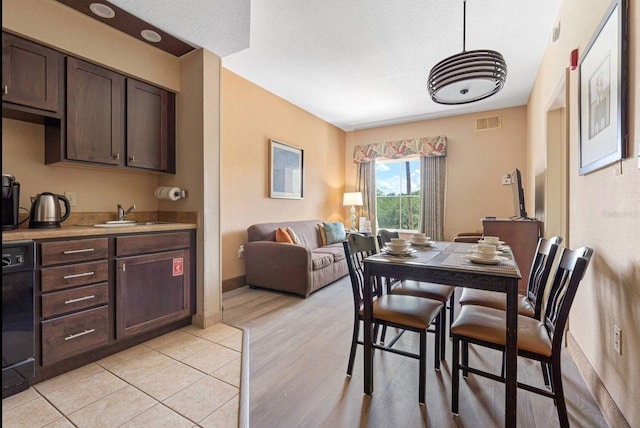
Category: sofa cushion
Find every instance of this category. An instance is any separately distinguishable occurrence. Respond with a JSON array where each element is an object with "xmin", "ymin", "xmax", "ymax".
[
  {"xmin": 318, "ymin": 223, "xmax": 327, "ymax": 246},
  {"xmin": 275, "ymin": 227, "xmax": 294, "ymax": 243},
  {"xmin": 287, "ymin": 227, "xmax": 302, "ymax": 245},
  {"xmin": 314, "ymin": 243, "xmax": 346, "ymax": 262},
  {"xmin": 311, "ymin": 252, "xmax": 333, "ymax": 270},
  {"xmin": 323, "ymin": 222, "xmax": 346, "ymax": 245}
]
